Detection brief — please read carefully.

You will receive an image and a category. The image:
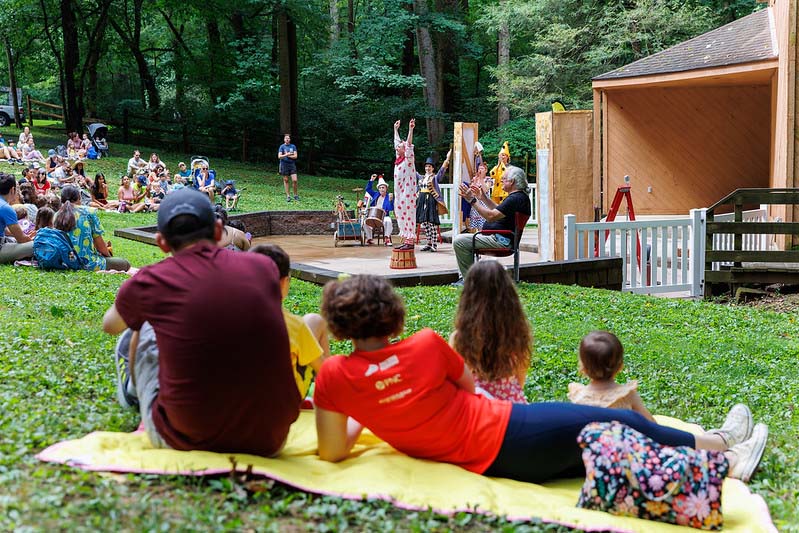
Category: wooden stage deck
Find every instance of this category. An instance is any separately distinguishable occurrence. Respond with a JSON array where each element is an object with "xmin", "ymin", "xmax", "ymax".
[{"xmin": 252, "ymin": 235, "xmax": 541, "ymax": 287}]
